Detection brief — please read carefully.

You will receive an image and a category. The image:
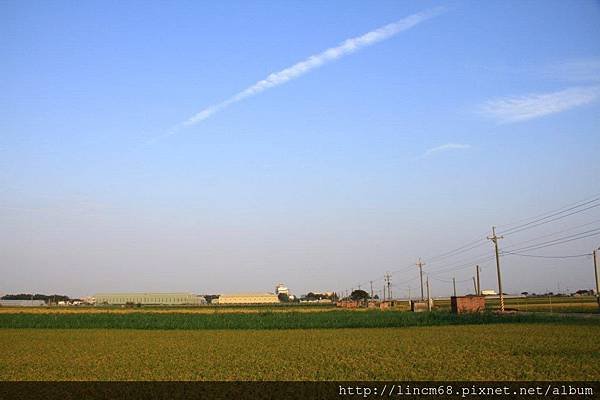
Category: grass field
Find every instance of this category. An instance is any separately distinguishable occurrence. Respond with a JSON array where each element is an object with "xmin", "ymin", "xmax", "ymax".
[
  {"xmin": 0, "ymin": 304, "xmax": 338, "ymax": 314},
  {"xmin": 1, "ymin": 309, "xmax": 598, "ymax": 330},
  {"xmin": 1, "ymin": 324, "xmax": 598, "ymax": 381}
]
